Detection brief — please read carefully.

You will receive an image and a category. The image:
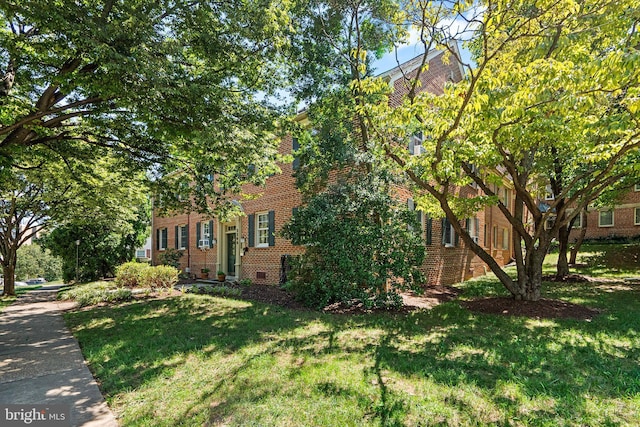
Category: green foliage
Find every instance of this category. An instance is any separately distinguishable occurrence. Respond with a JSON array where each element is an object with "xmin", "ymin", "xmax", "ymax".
[
  {"xmin": 15, "ymin": 243, "xmax": 62, "ymax": 281},
  {"xmin": 239, "ymin": 278, "xmax": 252, "ymax": 287},
  {"xmin": 115, "ymin": 262, "xmax": 150, "ymax": 288},
  {"xmin": 354, "ymin": 0, "xmax": 640, "ymax": 299},
  {"xmin": 59, "ymin": 281, "xmax": 132, "ymax": 307},
  {"xmin": 139, "ymin": 265, "xmax": 179, "ymax": 289},
  {"xmin": 188, "ymin": 285, "xmax": 242, "ymax": 298},
  {"xmin": 42, "ymin": 200, "xmax": 149, "ymax": 283},
  {"xmin": 282, "ymin": 175, "xmax": 425, "ymax": 309},
  {"xmin": 0, "ymin": 0, "xmax": 294, "ymax": 215},
  {"xmin": 158, "ymin": 249, "xmax": 183, "ymax": 270}
]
